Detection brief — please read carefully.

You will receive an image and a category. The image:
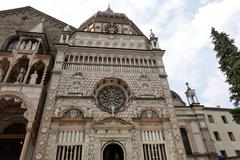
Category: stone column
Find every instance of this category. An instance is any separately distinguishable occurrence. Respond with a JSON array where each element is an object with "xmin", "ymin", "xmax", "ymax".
[
  {"xmin": 41, "ymin": 65, "xmax": 48, "ymax": 85},
  {"xmin": 3, "ymin": 62, "xmax": 13, "ymax": 82},
  {"xmin": 23, "ymin": 64, "xmax": 32, "ymax": 84},
  {"xmin": 23, "ymin": 53, "xmax": 36, "ymax": 84},
  {"xmin": 20, "ymin": 127, "xmax": 32, "ymax": 160}
]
